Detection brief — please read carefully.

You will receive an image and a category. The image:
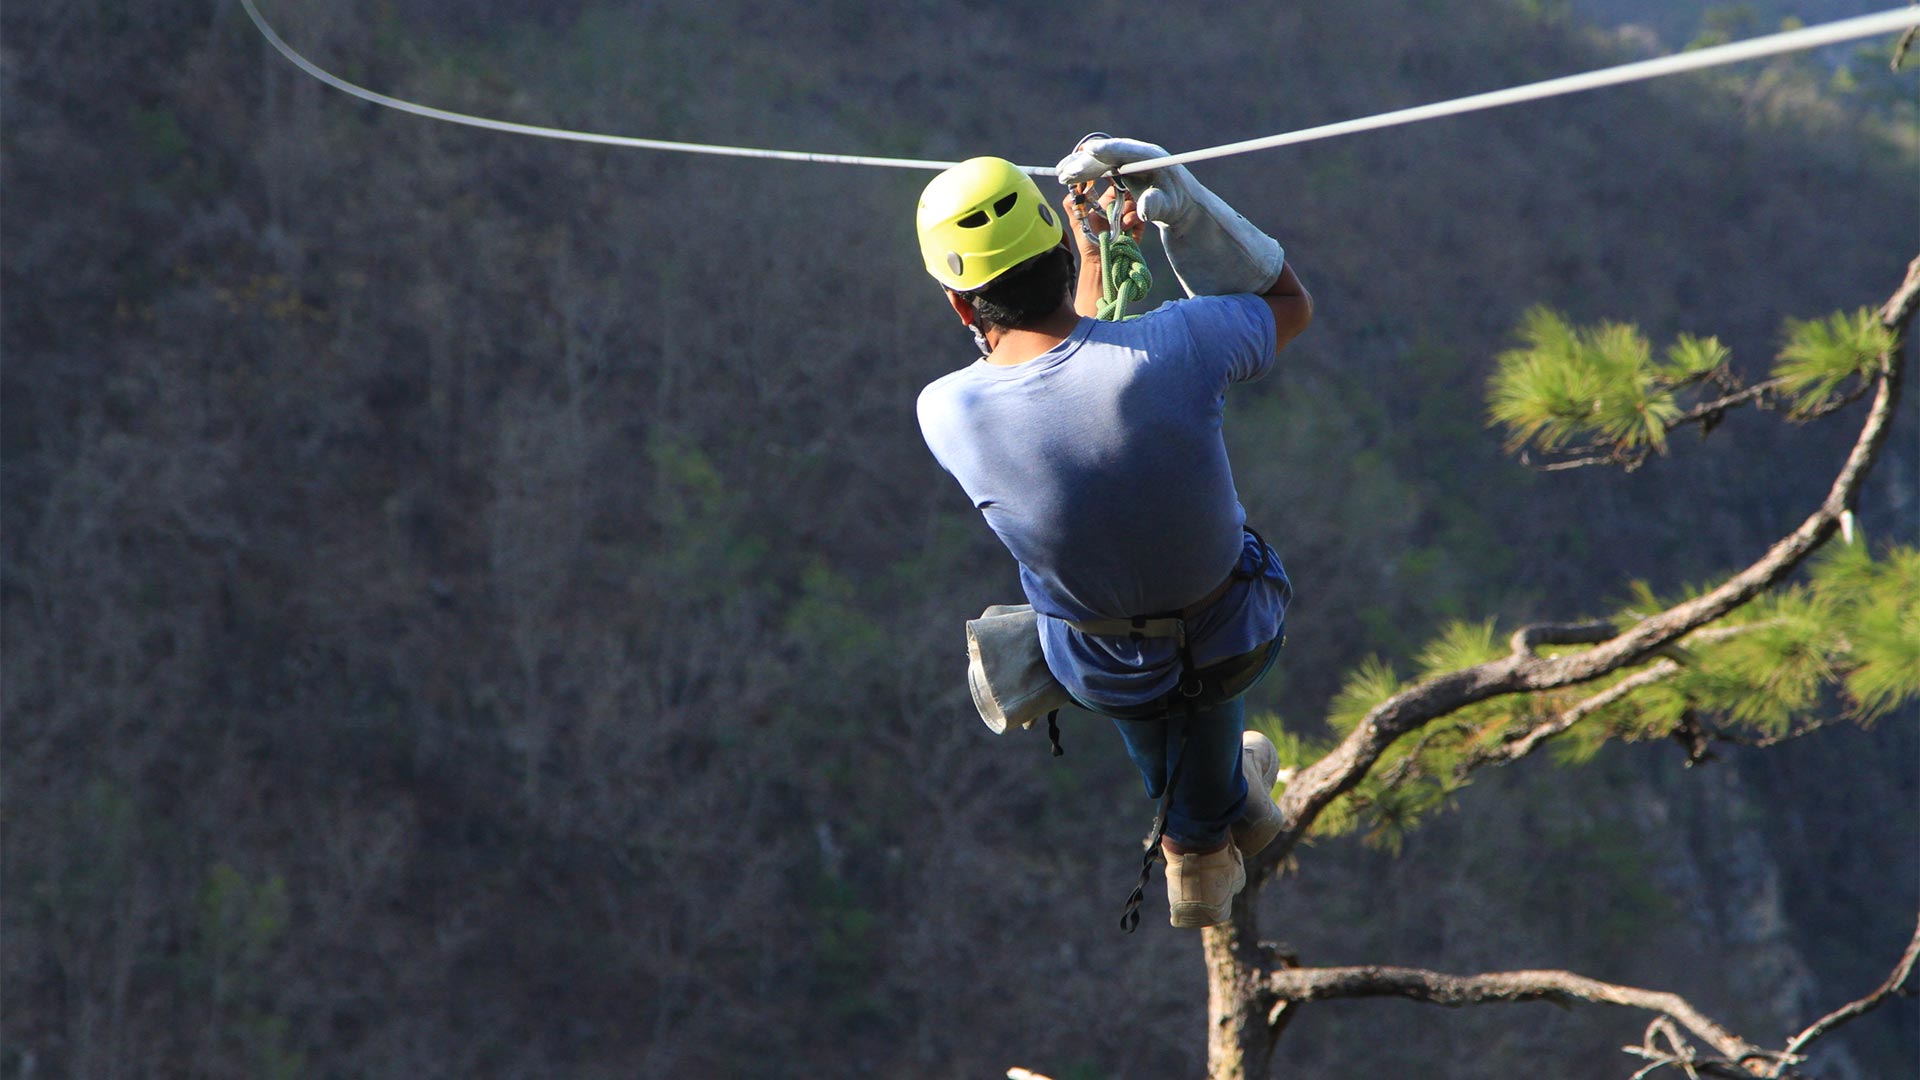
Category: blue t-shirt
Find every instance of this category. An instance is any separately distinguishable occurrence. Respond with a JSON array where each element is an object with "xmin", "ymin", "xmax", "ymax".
[{"xmin": 918, "ymin": 294, "xmax": 1292, "ymax": 708}]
